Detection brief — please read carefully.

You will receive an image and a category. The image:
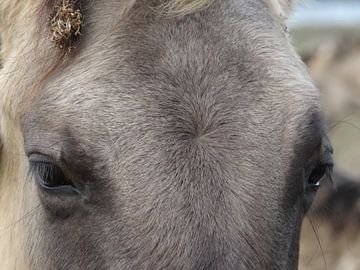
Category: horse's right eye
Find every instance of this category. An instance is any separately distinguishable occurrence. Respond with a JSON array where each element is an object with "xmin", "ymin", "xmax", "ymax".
[
  {"xmin": 307, "ymin": 164, "xmax": 326, "ymax": 190},
  {"xmin": 29, "ymin": 154, "xmax": 79, "ymax": 195},
  {"xmin": 306, "ymin": 163, "xmax": 332, "ymax": 193}
]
